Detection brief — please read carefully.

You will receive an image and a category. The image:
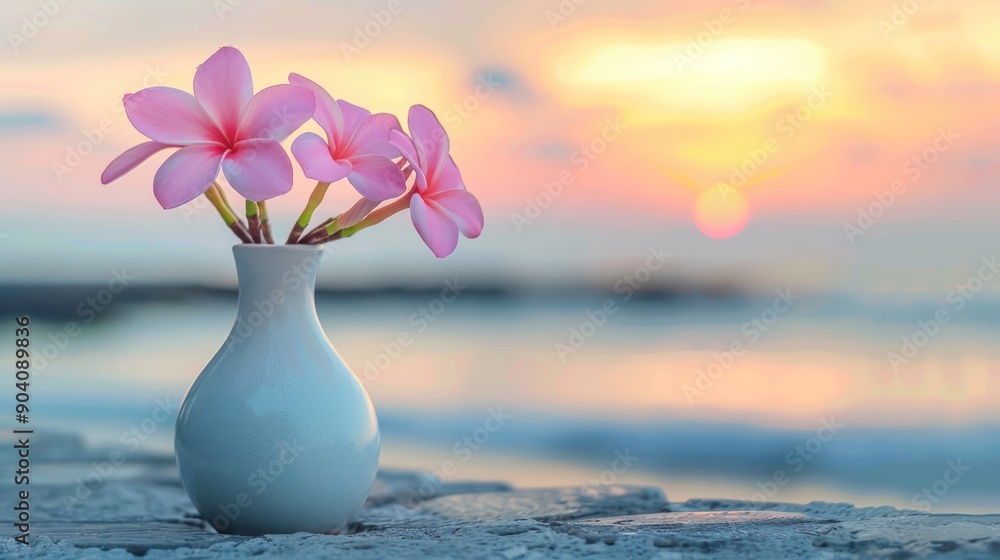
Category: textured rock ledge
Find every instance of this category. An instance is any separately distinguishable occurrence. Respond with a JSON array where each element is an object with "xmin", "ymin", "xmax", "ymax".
[{"xmin": 1, "ymin": 459, "xmax": 999, "ymax": 559}]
